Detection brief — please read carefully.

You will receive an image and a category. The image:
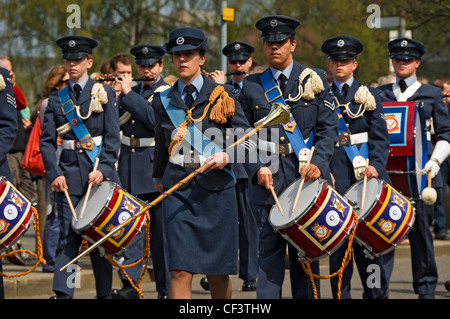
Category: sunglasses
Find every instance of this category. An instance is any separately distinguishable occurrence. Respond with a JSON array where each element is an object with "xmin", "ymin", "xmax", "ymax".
[{"xmin": 229, "ymin": 59, "xmax": 248, "ymax": 65}]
